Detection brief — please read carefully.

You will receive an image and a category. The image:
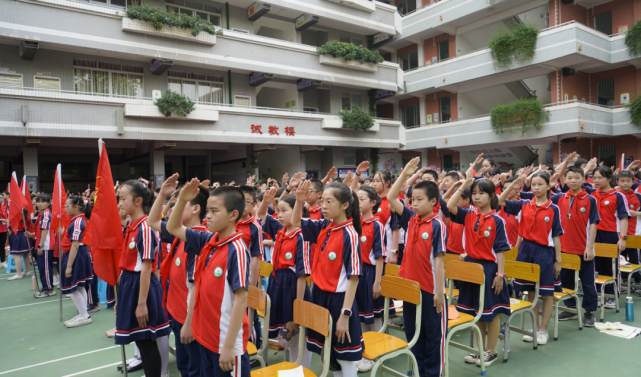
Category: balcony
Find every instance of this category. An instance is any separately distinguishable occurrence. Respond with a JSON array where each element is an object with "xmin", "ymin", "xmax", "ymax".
[
  {"xmin": 0, "ymin": 86, "xmax": 403, "ymax": 148},
  {"xmin": 402, "ymin": 21, "xmax": 641, "ymax": 96},
  {"xmin": 403, "ymin": 101, "xmax": 637, "ymax": 150}
]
